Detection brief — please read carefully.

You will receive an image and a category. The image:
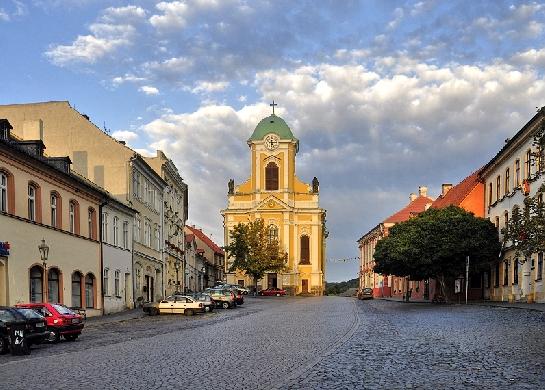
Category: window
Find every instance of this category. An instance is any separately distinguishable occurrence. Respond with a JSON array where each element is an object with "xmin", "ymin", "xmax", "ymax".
[
  {"xmin": 488, "ymin": 183, "xmax": 492, "ymax": 205},
  {"xmin": 48, "ymin": 269, "xmax": 60, "ymax": 303},
  {"xmin": 265, "ymin": 162, "xmax": 279, "ymax": 191},
  {"xmin": 154, "ymin": 224, "xmax": 160, "ymax": 251},
  {"xmin": 495, "ymin": 217, "xmax": 500, "ymax": 234},
  {"xmin": 103, "ymin": 268, "xmax": 109, "ymax": 296},
  {"xmin": 505, "ymin": 168, "xmax": 510, "ymax": 195},
  {"xmin": 132, "ymin": 170, "xmax": 140, "ymax": 198},
  {"xmin": 50, "ymin": 193, "xmax": 58, "ymax": 228},
  {"xmin": 114, "ymin": 270, "xmax": 120, "ymax": 296},
  {"xmin": 268, "ymin": 225, "xmax": 278, "ymax": 243},
  {"xmin": 503, "ymin": 260, "xmax": 509, "ymax": 286},
  {"xmin": 513, "ymin": 259, "xmax": 519, "ymax": 285},
  {"xmin": 0, "ymin": 172, "xmax": 7, "ymax": 213},
  {"xmin": 300, "ymin": 235, "xmax": 310, "ymax": 264},
  {"xmin": 30, "ymin": 266, "xmax": 43, "ymax": 303},
  {"xmin": 28, "ymin": 184, "xmax": 36, "ymax": 221},
  {"xmin": 525, "ymin": 149, "xmax": 532, "ymax": 179},
  {"xmin": 123, "ymin": 221, "xmax": 129, "ymax": 249},
  {"xmin": 88, "ymin": 208, "xmax": 97, "ymax": 240},
  {"xmin": 113, "ymin": 216, "xmax": 119, "ymax": 246},
  {"xmin": 504, "ymin": 211, "xmax": 509, "ymax": 232},
  {"xmin": 85, "ymin": 274, "xmax": 95, "ymax": 308},
  {"xmin": 69, "ymin": 202, "xmax": 75, "ymax": 233},
  {"xmin": 515, "ymin": 159, "xmax": 521, "ymax": 187},
  {"xmin": 72, "ymin": 272, "xmax": 83, "ymax": 307},
  {"xmin": 538, "ymin": 253, "xmax": 543, "ymax": 281},
  {"xmin": 144, "ymin": 219, "xmax": 151, "ymax": 247},
  {"xmin": 496, "ymin": 176, "xmax": 501, "ymax": 200},
  {"xmin": 134, "ymin": 215, "xmax": 141, "ymax": 243},
  {"xmin": 101, "ymin": 212, "xmax": 108, "ymax": 242}
]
